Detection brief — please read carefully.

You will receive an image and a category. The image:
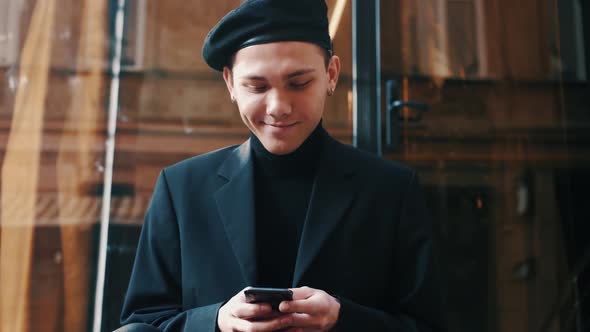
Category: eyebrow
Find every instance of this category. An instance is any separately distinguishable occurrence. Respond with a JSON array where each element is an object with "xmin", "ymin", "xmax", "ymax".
[
  {"xmin": 240, "ymin": 68, "xmax": 316, "ymax": 81},
  {"xmin": 241, "ymin": 75, "xmax": 266, "ymax": 81},
  {"xmin": 285, "ymin": 69, "xmax": 316, "ymax": 79}
]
